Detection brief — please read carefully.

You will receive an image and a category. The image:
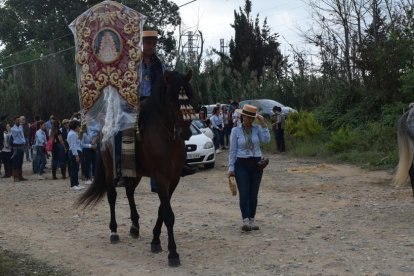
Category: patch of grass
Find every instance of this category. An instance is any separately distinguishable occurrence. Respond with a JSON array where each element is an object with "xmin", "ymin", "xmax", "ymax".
[
  {"xmin": 284, "ymin": 136, "xmax": 398, "ymax": 170},
  {"xmin": 0, "ymin": 248, "xmax": 73, "ymax": 276},
  {"xmin": 332, "ymin": 150, "xmax": 398, "ymax": 170}
]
